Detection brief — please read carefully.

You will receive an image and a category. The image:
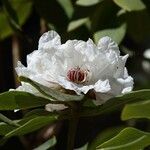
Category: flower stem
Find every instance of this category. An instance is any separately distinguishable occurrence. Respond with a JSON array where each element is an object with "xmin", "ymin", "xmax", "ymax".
[{"xmin": 67, "ymin": 108, "xmax": 79, "ymax": 150}]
